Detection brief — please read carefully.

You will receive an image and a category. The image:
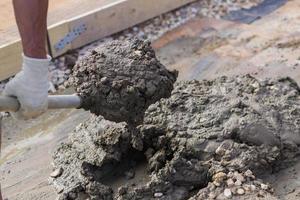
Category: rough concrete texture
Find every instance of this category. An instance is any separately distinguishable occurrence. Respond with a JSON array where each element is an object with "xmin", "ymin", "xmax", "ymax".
[
  {"xmin": 68, "ymin": 39, "xmax": 178, "ymax": 124},
  {"xmin": 51, "ymin": 115, "xmax": 140, "ymax": 199},
  {"xmin": 52, "ymin": 75, "xmax": 300, "ymax": 200}
]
